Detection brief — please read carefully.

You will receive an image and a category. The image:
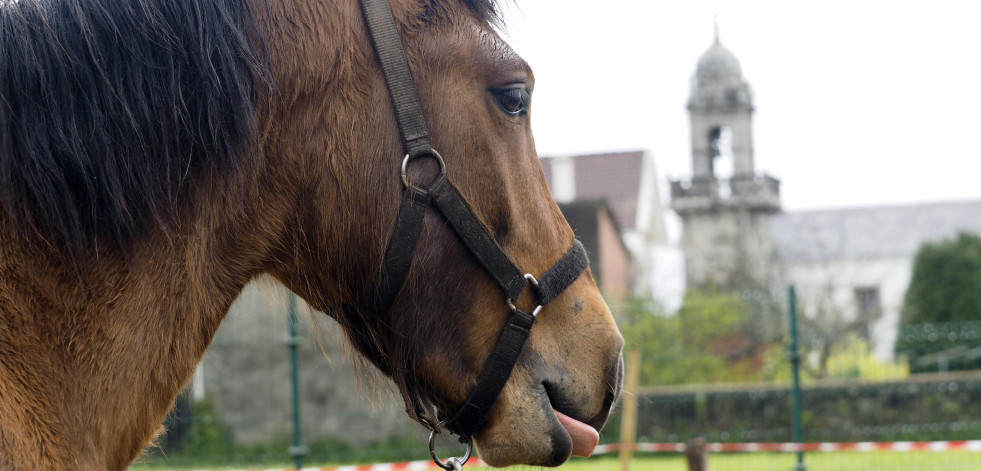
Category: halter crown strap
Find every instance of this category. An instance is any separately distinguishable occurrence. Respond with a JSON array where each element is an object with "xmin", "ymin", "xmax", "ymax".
[{"xmin": 359, "ymin": 0, "xmax": 431, "ymax": 157}]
